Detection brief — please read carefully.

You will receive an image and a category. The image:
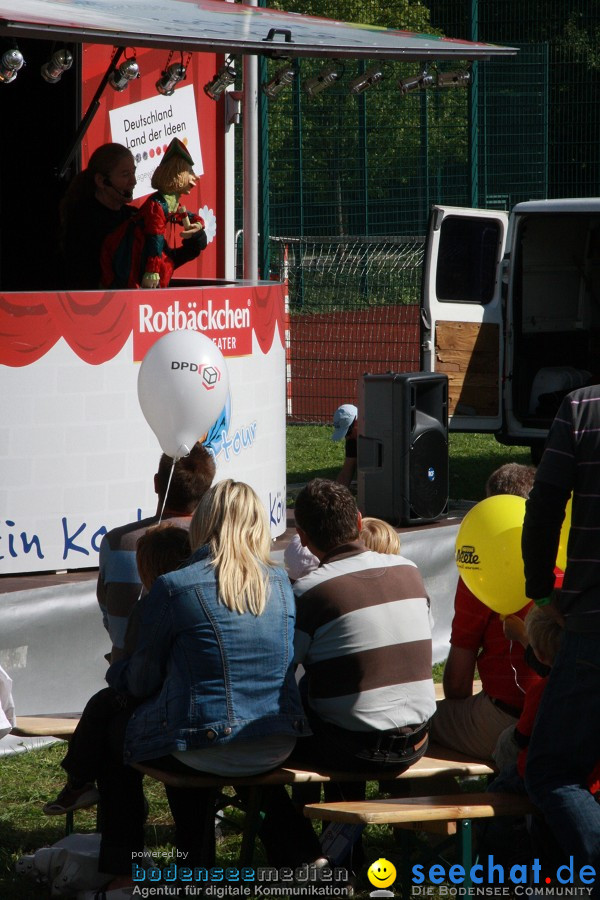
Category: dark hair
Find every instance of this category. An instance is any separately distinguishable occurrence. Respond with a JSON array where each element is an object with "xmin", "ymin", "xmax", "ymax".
[
  {"xmin": 294, "ymin": 478, "xmax": 359, "ymax": 553},
  {"xmin": 59, "ymin": 143, "xmax": 134, "ymax": 233},
  {"xmin": 485, "ymin": 463, "xmax": 536, "ymax": 499},
  {"xmin": 156, "ymin": 442, "xmax": 216, "ymax": 513},
  {"xmin": 136, "ymin": 523, "xmax": 190, "ymax": 591}
]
